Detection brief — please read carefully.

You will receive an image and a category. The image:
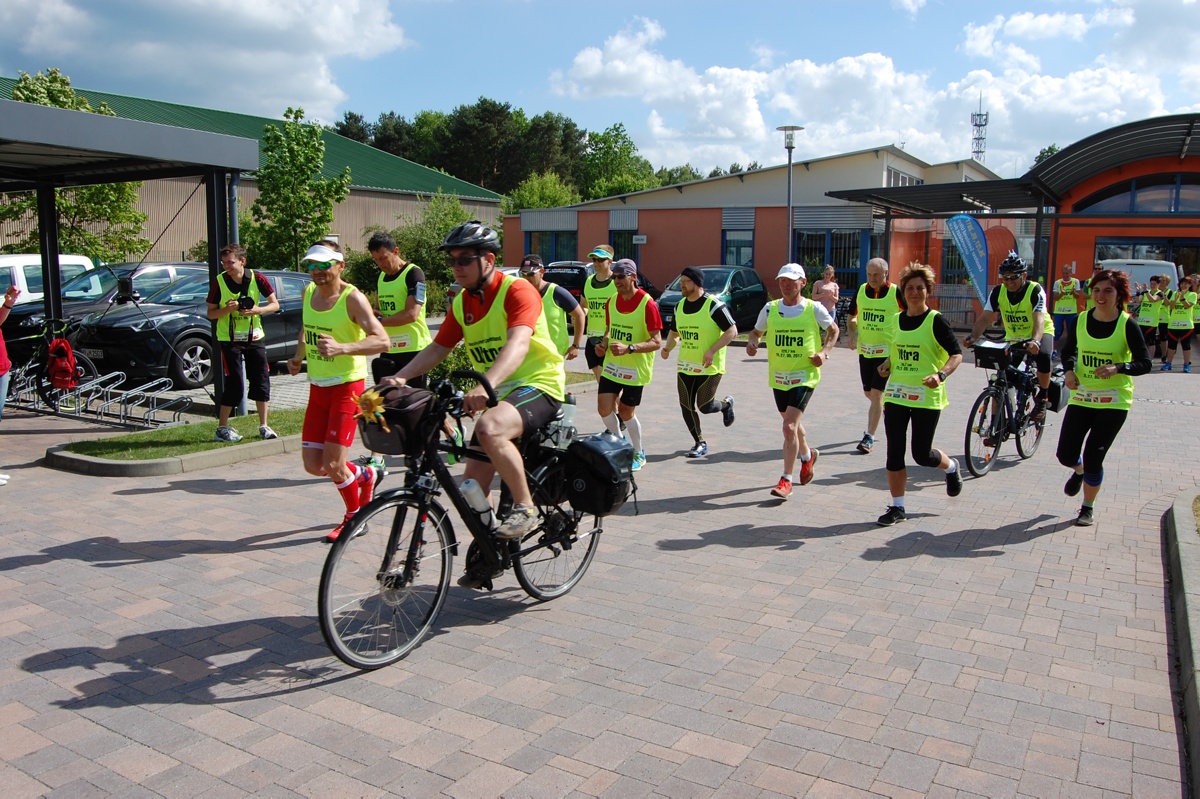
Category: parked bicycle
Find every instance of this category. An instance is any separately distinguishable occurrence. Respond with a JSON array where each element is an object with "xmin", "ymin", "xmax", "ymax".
[
  {"xmin": 318, "ymin": 371, "xmax": 629, "ymax": 669},
  {"xmin": 963, "ymin": 339, "xmax": 1045, "ymax": 476},
  {"xmin": 4, "ymin": 316, "xmax": 99, "ymax": 411}
]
